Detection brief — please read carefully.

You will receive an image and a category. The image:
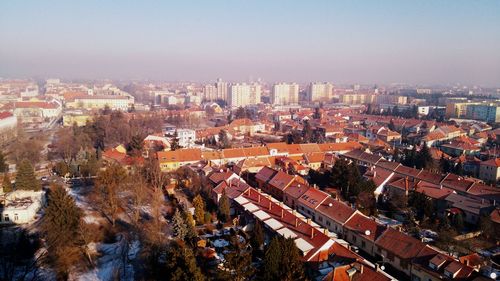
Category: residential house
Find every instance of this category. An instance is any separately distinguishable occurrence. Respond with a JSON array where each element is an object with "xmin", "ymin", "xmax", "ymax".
[{"xmin": 479, "ymin": 158, "xmax": 500, "ymax": 183}]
